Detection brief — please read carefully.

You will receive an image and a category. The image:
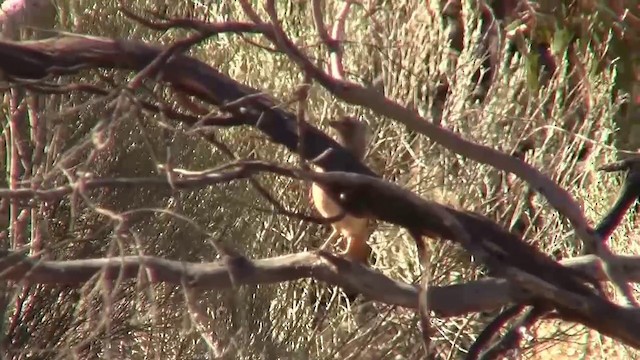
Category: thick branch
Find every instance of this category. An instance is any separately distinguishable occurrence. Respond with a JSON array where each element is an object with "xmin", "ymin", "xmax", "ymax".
[
  {"xmin": 1, "ymin": 250, "xmax": 640, "ymax": 340},
  {"xmin": 0, "ymin": 36, "xmax": 373, "ymax": 177}
]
